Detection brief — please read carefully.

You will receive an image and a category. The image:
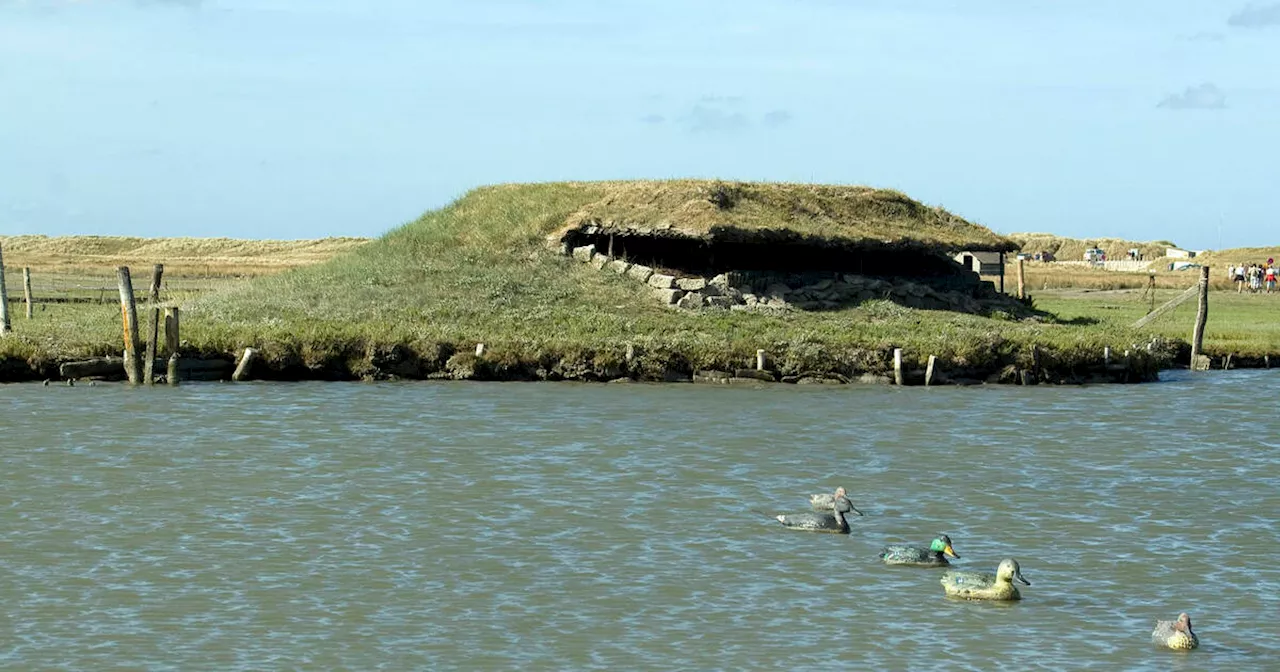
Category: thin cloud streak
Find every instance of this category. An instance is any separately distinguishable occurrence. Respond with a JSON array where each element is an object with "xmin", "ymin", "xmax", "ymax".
[
  {"xmin": 1157, "ymin": 83, "xmax": 1227, "ymax": 110},
  {"xmin": 1227, "ymin": 2, "xmax": 1280, "ymax": 28}
]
